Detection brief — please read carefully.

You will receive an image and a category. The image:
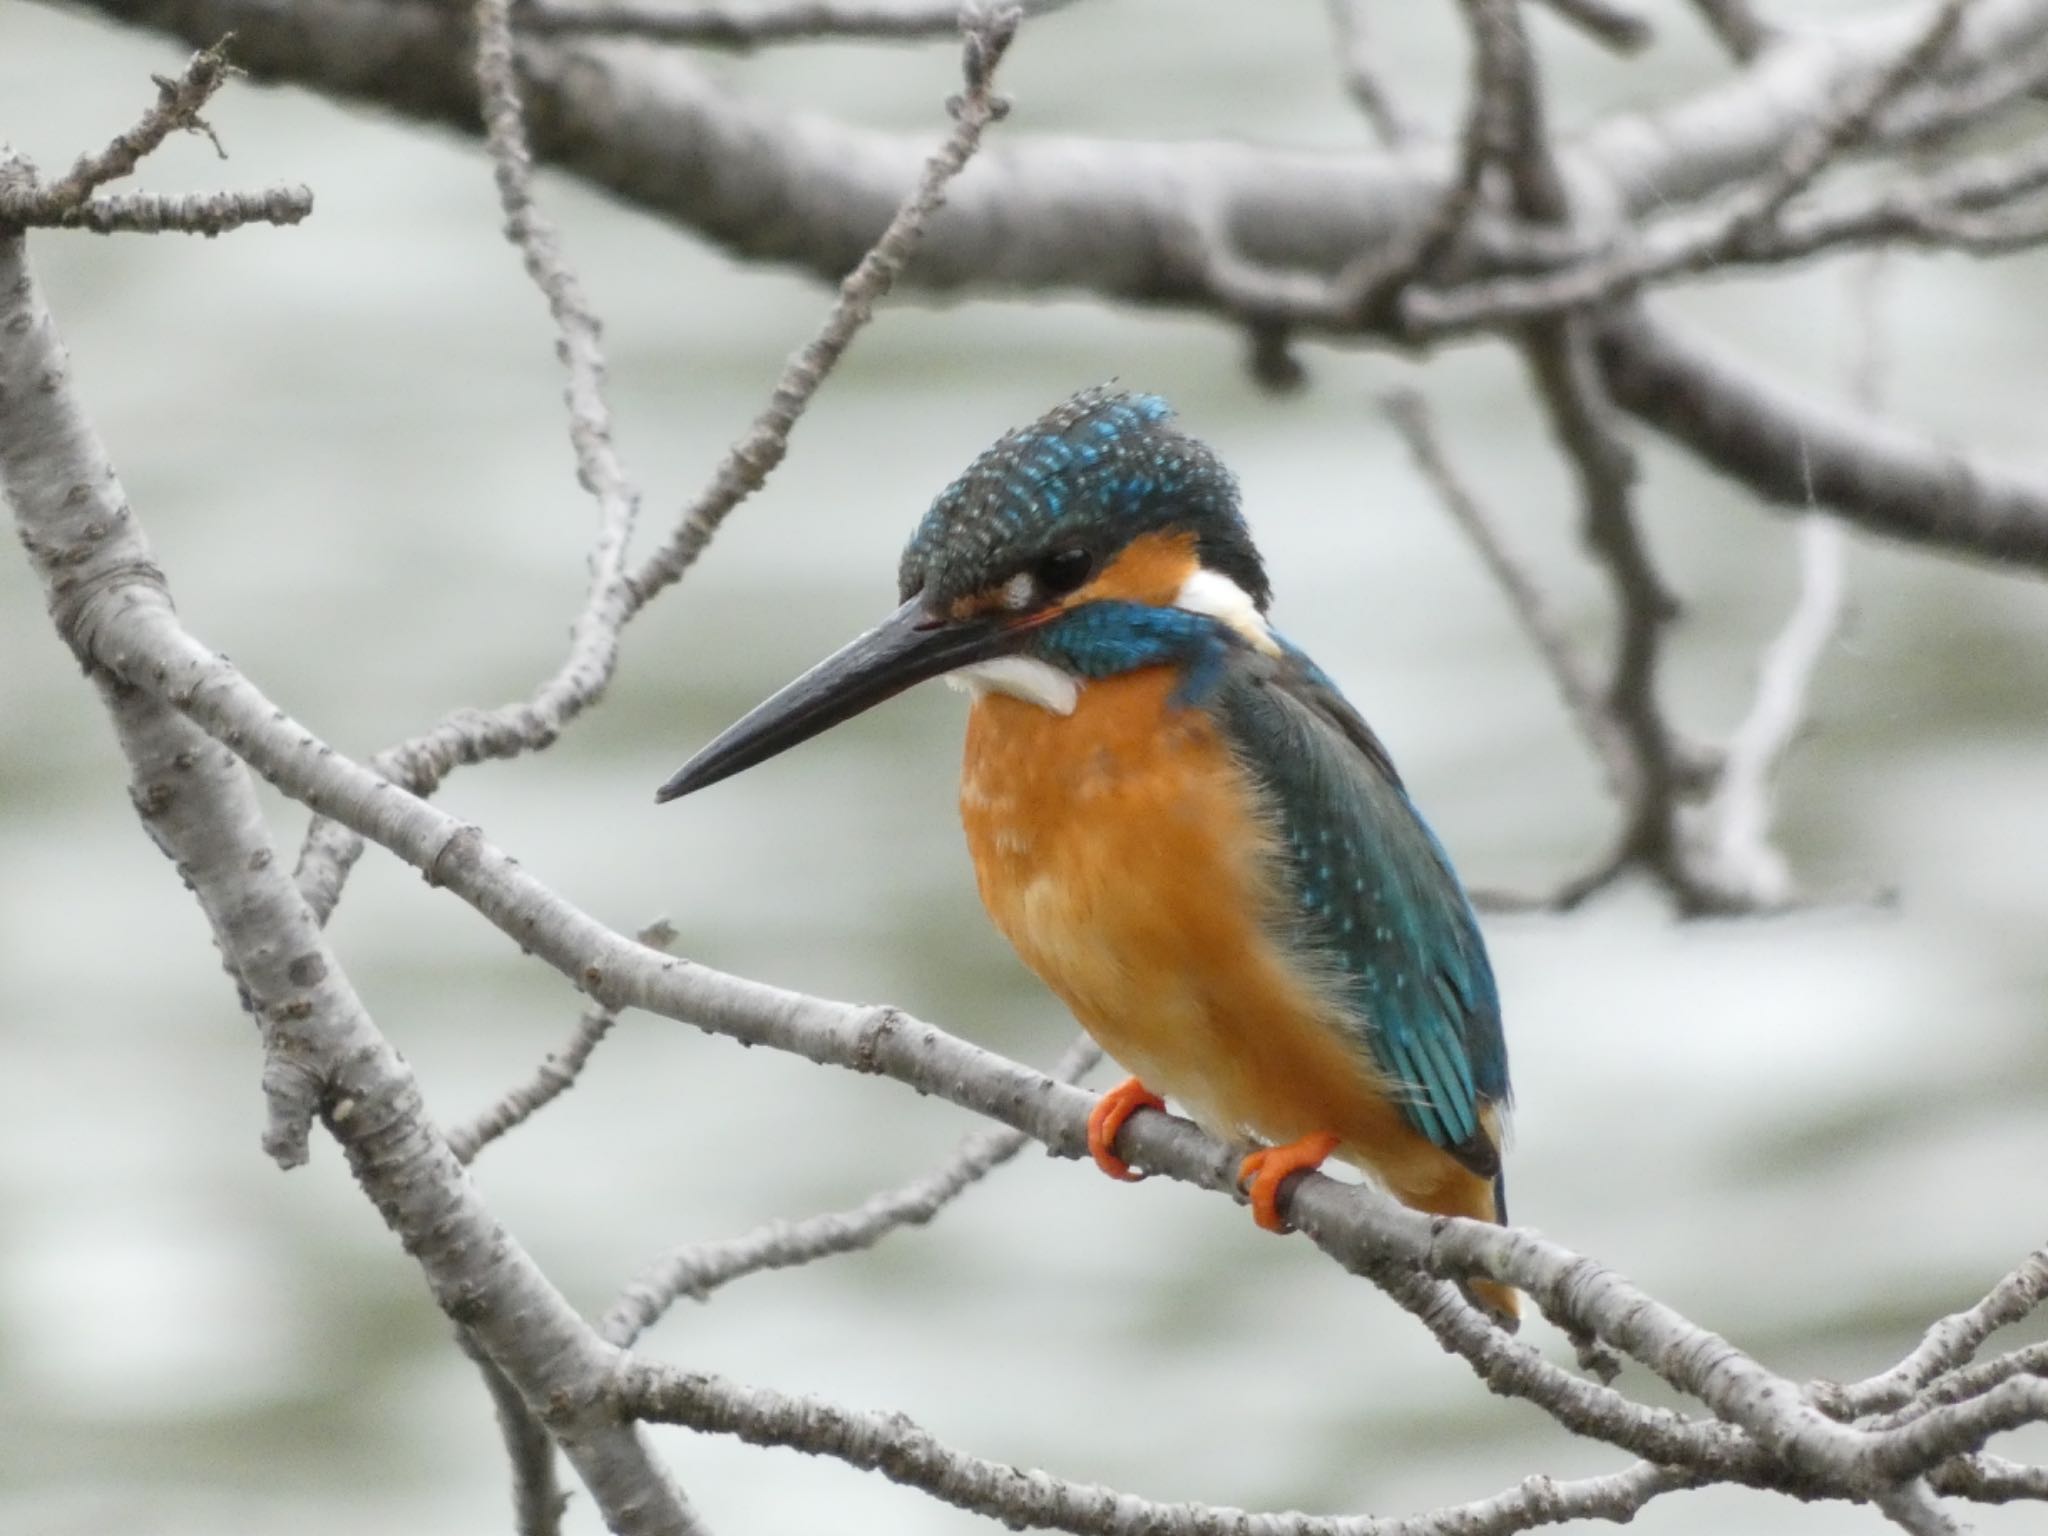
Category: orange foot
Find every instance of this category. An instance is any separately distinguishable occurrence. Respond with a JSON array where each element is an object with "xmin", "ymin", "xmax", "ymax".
[
  {"xmin": 1238, "ymin": 1132, "xmax": 1342, "ymax": 1232},
  {"xmin": 1086, "ymin": 1077, "xmax": 1166, "ymax": 1182}
]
